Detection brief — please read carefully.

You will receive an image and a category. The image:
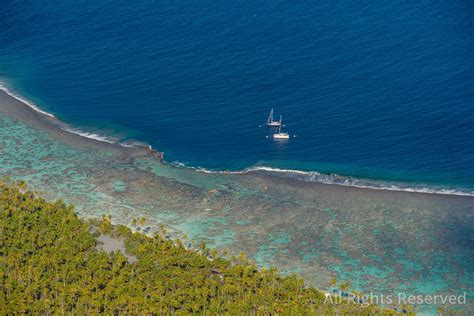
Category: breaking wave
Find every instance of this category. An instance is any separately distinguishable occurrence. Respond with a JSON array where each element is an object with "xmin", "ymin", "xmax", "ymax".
[
  {"xmin": 170, "ymin": 163, "xmax": 474, "ymax": 197},
  {"xmin": 0, "ymin": 82, "xmax": 55, "ymax": 118},
  {"xmin": 59, "ymin": 126, "xmax": 116, "ymax": 144},
  {"xmin": 0, "ymin": 82, "xmax": 146, "ymax": 149}
]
